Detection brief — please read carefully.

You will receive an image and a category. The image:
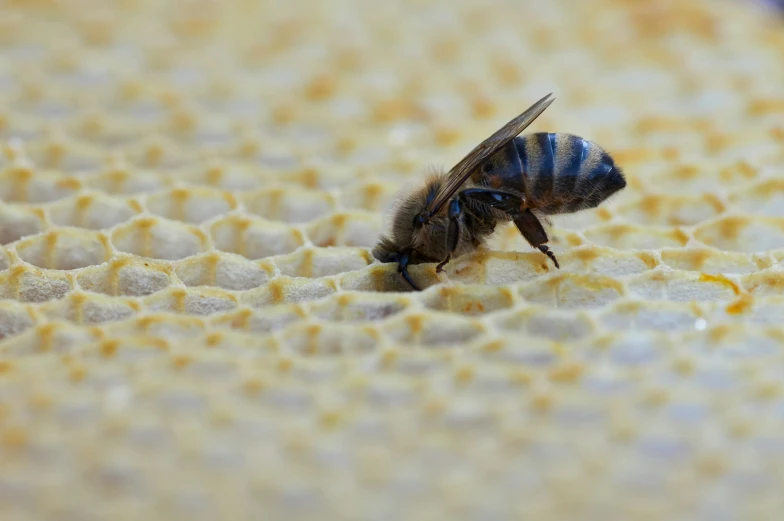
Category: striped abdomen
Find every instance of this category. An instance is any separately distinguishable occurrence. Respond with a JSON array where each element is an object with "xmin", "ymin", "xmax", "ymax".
[{"xmin": 475, "ymin": 132, "xmax": 626, "ymax": 215}]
